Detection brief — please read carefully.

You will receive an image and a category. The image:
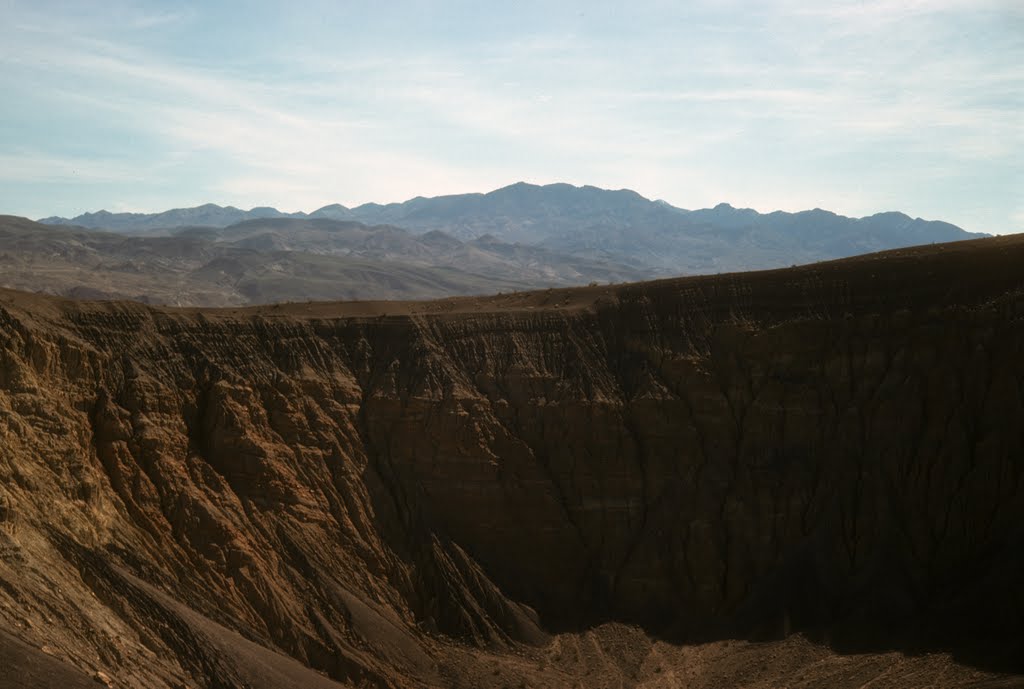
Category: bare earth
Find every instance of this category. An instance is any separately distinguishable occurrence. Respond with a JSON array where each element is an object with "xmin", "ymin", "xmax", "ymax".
[{"xmin": 1, "ymin": 235, "xmax": 1023, "ymax": 688}]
